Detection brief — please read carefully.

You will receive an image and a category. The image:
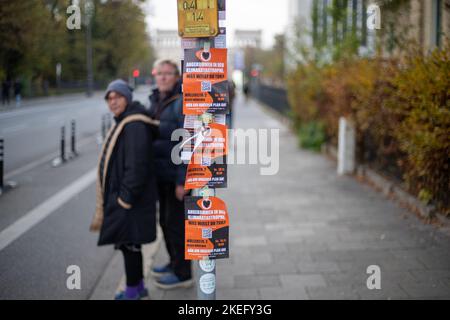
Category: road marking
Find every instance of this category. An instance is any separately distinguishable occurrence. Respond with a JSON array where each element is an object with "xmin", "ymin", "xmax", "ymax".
[
  {"xmin": 0, "ymin": 168, "xmax": 97, "ymax": 251},
  {"xmin": 4, "ymin": 135, "xmax": 97, "ymax": 179},
  {"xmin": 0, "ymin": 95, "xmax": 102, "ymax": 120},
  {"xmin": 1, "ymin": 124, "xmax": 26, "ymax": 134}
]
